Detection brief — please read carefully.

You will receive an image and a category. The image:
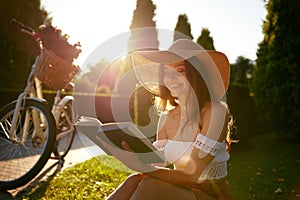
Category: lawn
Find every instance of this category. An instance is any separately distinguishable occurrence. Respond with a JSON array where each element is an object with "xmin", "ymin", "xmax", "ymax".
[
  {"xmin": 227, "ymin": 133, "xmax": 300, "ymax": 199},
  {"xmin": 23, "ymin": 132, "xmax": 300, "ymax": 200}
]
